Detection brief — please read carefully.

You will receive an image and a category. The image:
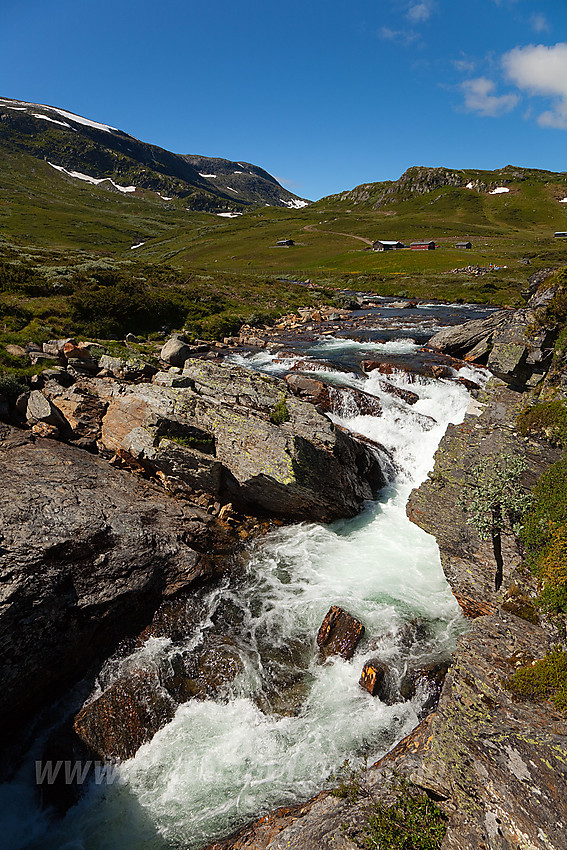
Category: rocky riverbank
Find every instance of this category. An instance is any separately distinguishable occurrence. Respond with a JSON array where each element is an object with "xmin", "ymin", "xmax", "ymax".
[{"xmin": 203, "ymin": 272, "xmax": 567, "ymax": 849}]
